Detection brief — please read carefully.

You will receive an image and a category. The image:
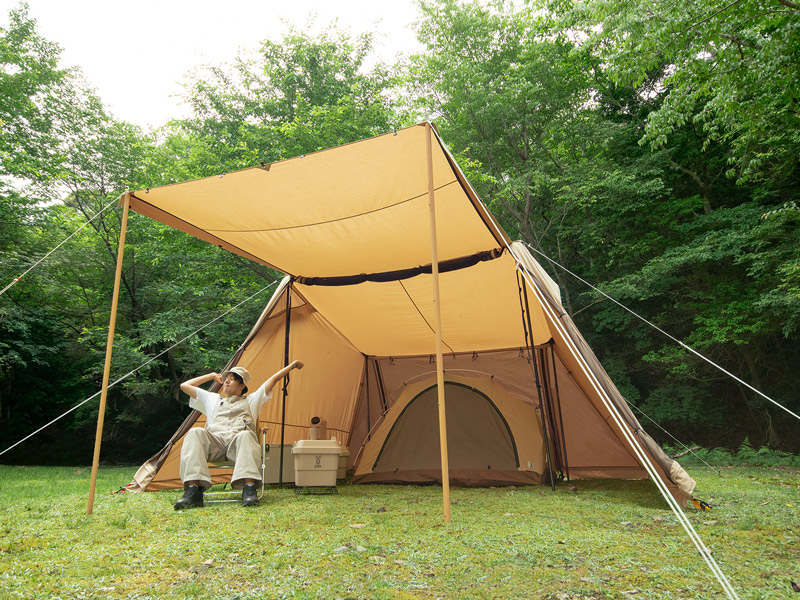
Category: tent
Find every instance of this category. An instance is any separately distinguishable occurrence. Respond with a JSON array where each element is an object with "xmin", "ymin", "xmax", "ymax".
[{"xmin": 117, "ymin": 122, "xmax": 696, "ymax": 506}]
